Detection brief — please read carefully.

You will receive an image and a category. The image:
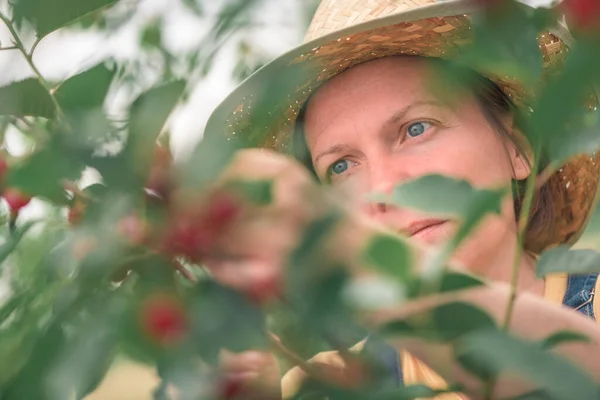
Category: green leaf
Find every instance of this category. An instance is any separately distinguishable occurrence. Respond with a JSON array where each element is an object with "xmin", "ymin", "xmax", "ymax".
[
  {"xmin": 536, "ymin": 245, "xmax": 600, "ymax": 278},
  {"xmin": 226, "ymin": 179, "xmax": 273, "ymax": 206},
  {"xmin": 190, "ymin": 281, "xmax": 268, "ymax": 364},
  {"xmin": 432, "ymin": 302, "xmax": 496, "ymax": 341},
  {"xmin": 55, "ymin": 63, "xmax": 115, "ymax": 113},
  {"xmin": 46, "ymin": 302, "xmax": 119, "ymax": 399},
  {"xmin": 380, "ymin": 302, "xmax": 496, "ymax": 342},
  {"xmin": 12, "ymin": 0, "xmax": 119, "ymax": 39},
  {"xmin": 385, "ymin": 175, "xmax": 505, "ymax": 247},
  {"xmin": 458, "ymin": 2, "xmax": 543, "ymax": 86},
  {"xmin": 141, "ymin": 20, "xmax": 162, "ymax": 49},
  {"xmin": 527, "ymin": 39, "xmax": 600, "ymax": 164},
  {"xmin": 408, "ymin": 270, "xmax": 485, "ymax": 297},
  {"xmin": 387, "ymin": 174, "xmax": 505, "ymax": 219},
  {"xmin": 456, "ymin": 329, "xmax": 599, "ymax": 399},
  {"xmin": 5, "ymin": 137, "xmax": 86, "ymax": 204},
  {"xmin": 2, "ymin": 324, "xmax": 67, "ymax": 399},
  {"xmin": 0, "ymin": 78, "xmax": 55, "ymax": 118},
  {"xmin": 363, "ymin": 234, "xmax": 412, "ymax": 282},
  {"xmin": 0, "ymin": 221, "xmax": 37, "ymax": 265},
  {"xmin": 120, "ymin": 80, "xmax": 185, "ymax": 188},
  {"xmin": 540, "ymin": 330, "xmax": 591, "ymax": 350}
]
